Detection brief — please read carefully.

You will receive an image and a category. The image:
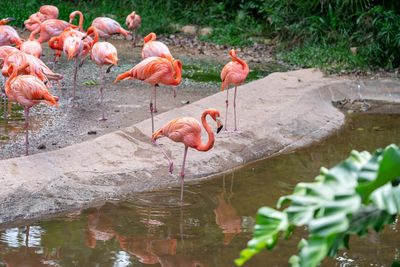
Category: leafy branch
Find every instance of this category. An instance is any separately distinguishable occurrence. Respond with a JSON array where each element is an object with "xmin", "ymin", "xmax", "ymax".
[{"xmin": 236, "ymin": 144, "xmax": 400, "ymax": 266}]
